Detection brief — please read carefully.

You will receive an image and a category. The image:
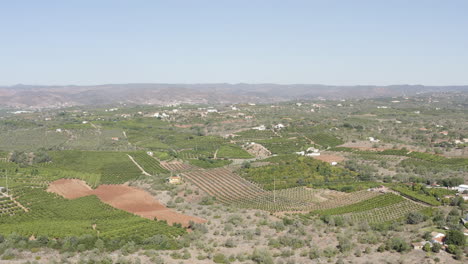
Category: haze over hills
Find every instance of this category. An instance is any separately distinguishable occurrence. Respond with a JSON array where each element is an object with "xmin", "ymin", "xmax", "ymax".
[{"xmin": 1, "ymin": 83, "xmax": 467, "ymax": 109}]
